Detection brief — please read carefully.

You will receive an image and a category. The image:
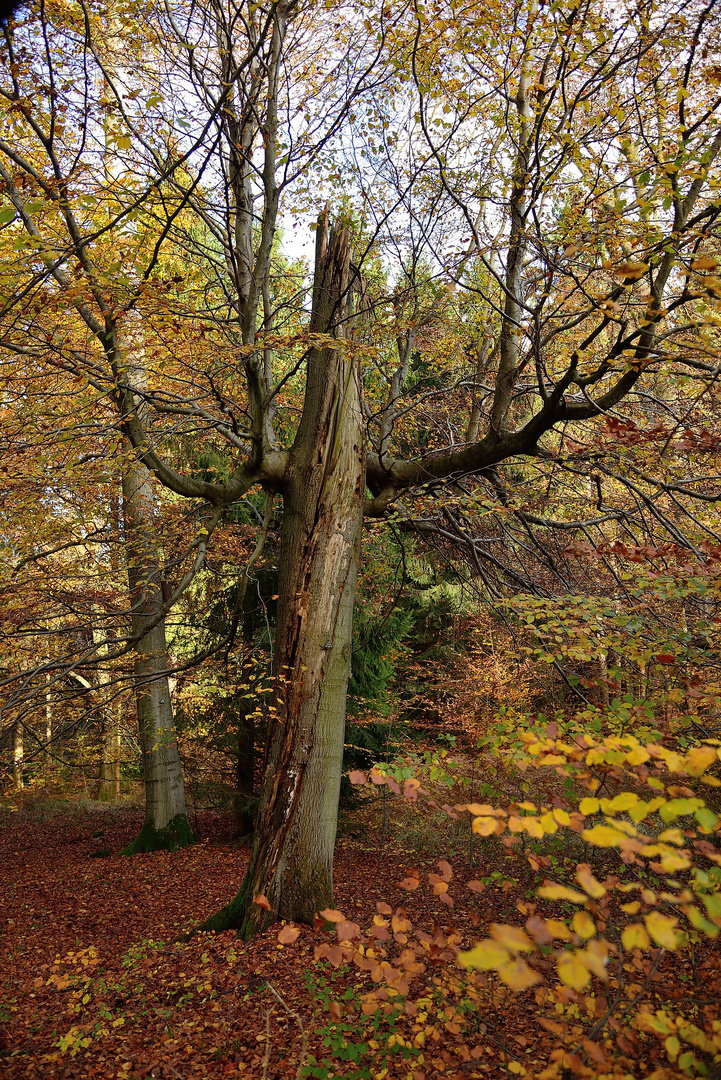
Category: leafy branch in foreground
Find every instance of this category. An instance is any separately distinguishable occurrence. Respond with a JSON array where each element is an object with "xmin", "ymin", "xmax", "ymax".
[{"xmin": 275, "ymin": 726, "xmax": 721, "ymax": 1079}]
